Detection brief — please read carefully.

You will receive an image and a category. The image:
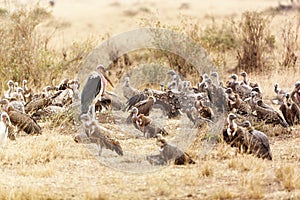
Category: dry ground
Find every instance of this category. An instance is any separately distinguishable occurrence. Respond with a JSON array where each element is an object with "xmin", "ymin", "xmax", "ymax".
[{"xmin": 0, "ymin": 0, "xmax": 300, "ymax": 199}]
